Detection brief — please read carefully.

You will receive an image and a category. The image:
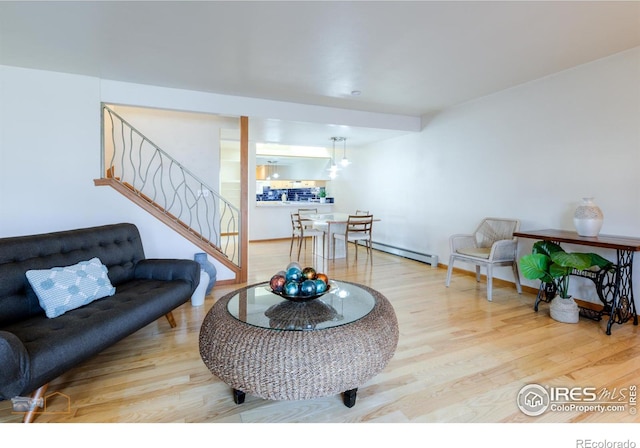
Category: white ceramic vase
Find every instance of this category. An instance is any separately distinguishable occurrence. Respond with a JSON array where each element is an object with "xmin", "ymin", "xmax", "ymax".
[
  {"xmin": 573, "ymin": 197, "xmax": 603, "ymax": 237},
  {"xmin": 550, "ymin": 296, "xmax": 579, "ymax": 324},
  {"xmin": 191, "ymin": 269, "xmax": 209, "ymax": 307}
]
